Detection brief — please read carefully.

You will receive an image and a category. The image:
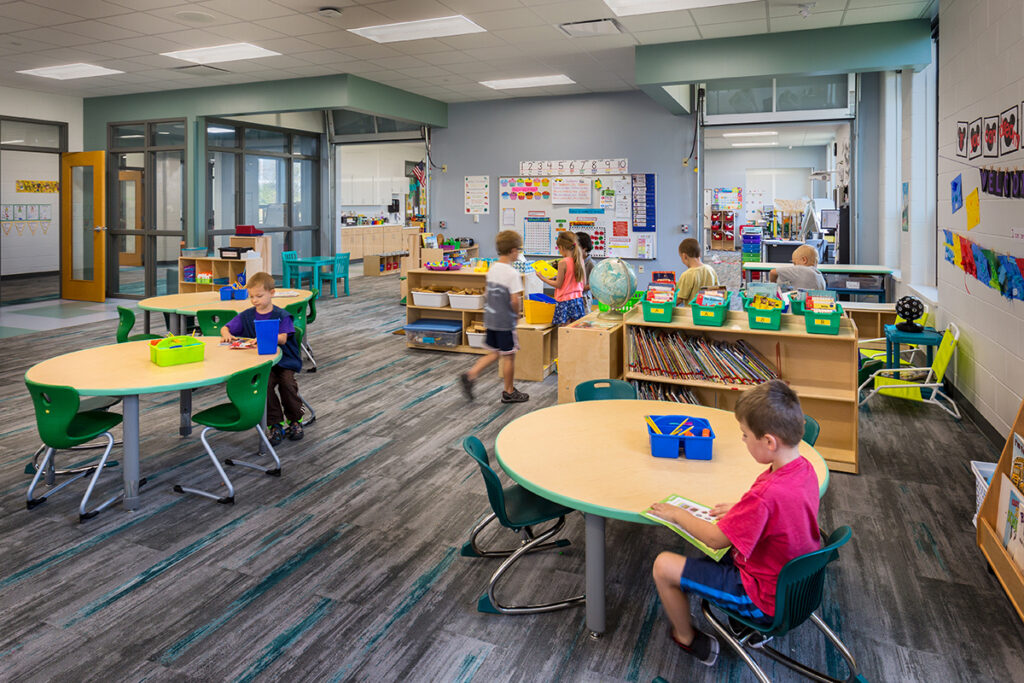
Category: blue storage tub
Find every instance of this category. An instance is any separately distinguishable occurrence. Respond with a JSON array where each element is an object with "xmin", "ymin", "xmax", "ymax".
[
  {"xmin": 405, "ymin": 318, "xmax": 463, "ymax": 348},
  {"xmin": 646, "ymin": 415, "xmax": 715, "ymax": 460}
]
